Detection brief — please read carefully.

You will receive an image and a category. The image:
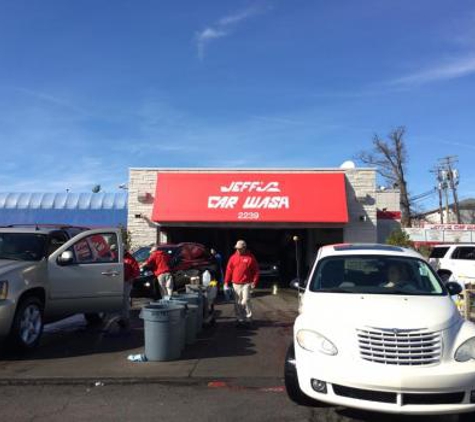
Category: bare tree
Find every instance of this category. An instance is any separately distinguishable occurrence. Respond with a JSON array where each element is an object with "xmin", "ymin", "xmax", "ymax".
[{"xmin": 357, "ymin": 126, "xmax": 412, "ymax": 227}]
